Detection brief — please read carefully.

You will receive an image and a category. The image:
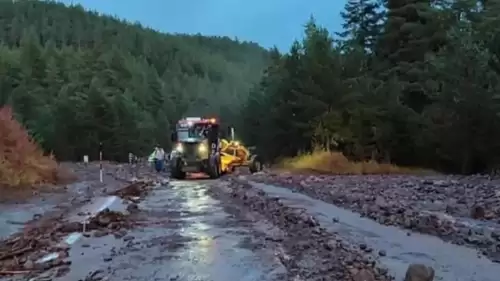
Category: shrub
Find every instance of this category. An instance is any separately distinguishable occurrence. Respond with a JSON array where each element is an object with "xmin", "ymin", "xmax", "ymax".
[
  {"xmin": 280, "ymin": 150, "xmax": 430, "ymax": 175},
  {"xmin": 0, "ymin": 106, "xmax": 70, "ymax": 187}
]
